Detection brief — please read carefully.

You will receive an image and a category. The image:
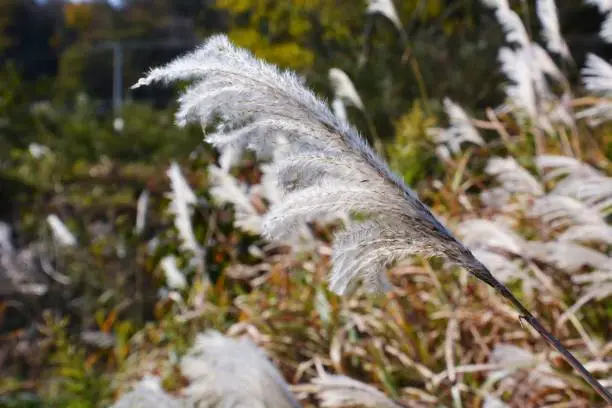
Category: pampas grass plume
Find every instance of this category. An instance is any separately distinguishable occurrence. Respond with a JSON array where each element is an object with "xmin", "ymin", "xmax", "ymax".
[{"xmin": 46, "ymin": 214, "xmax": 77, "ymax": 247}]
